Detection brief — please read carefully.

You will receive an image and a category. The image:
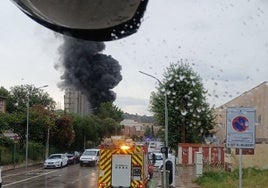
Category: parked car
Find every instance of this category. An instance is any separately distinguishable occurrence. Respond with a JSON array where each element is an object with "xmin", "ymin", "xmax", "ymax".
[
  {"xmin": 149, "ymin": 152, "xmax": 163, "ymax": 169},
  {"xmin": 44, "ymin": 153, "xmax": 68, "ymax": 169},
  {"xmin": 66, "ymin": 152, "xmax": 80, "ymax": 164},
  {"xmin": 149, "ymin": 152, "xmax": 173, "ymax": 170},
  {"xmin": 80, "ymin": 149, "xmax": 100, "ymax": 167}
]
